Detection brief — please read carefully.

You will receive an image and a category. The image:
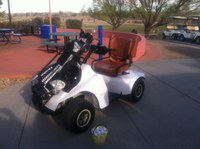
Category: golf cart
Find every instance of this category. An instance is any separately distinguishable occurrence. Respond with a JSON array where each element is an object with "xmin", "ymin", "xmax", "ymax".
[
  {"xmin": 31, "ymin": 29, "xmax": 145, "ymax": 133},
  {"xmin": 162, "ymin": 16, "xmax": 187, "ymax": 40},
  {"xmin": 178, "ymin": 15, "xmax": 200, "ymax": 43}
]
